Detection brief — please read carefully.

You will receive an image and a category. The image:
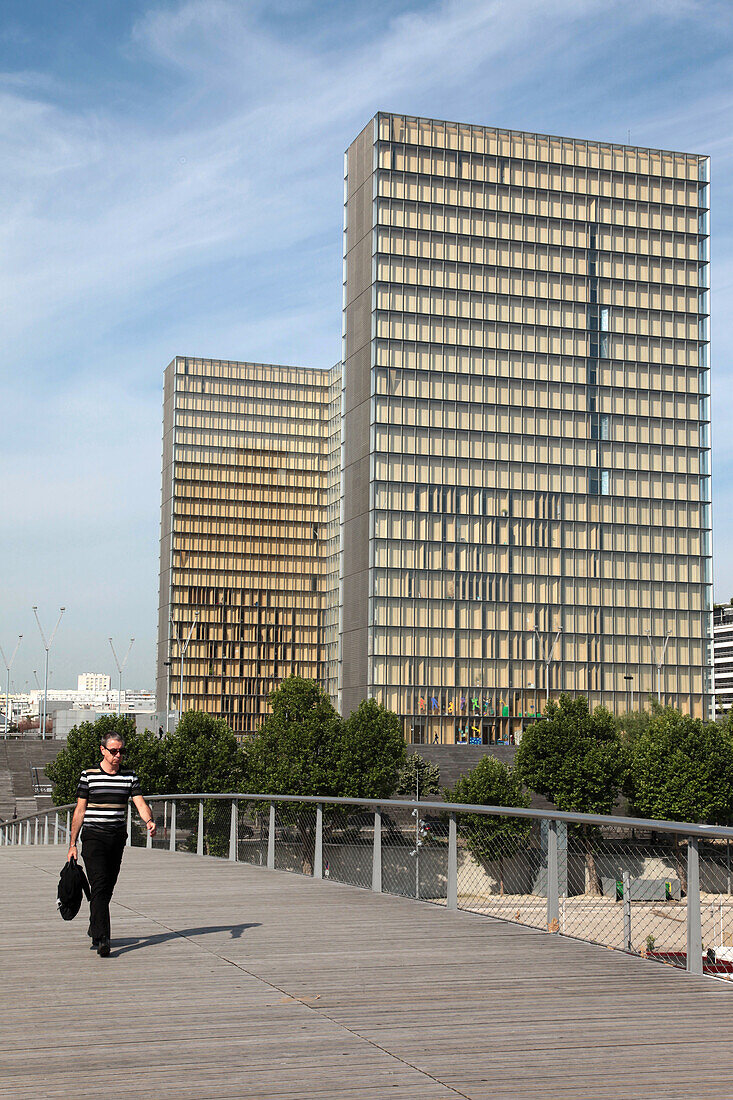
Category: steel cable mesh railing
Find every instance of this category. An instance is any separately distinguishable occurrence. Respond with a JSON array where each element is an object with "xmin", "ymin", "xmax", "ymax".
[
  {"xmin": 201, "ymin": 799, "xmax": 230, "ymax": 858},
  {"xmin": 237, "ymin": 802, "xmax": 269, "ymax": 867},
  {"xmin": 380, "ymin": 805, "xmax": 449, "ymax": 901},
  {"xmin": 6, "ymin": 796, "xmax": 733, "ymax": 982},
  {"xmin": 324, "ymin": 807, "xmax": 373, "ymax": 889},
  {"xmin": 700, "ymin": 842, "xmax": 733, "ymax": 979},
  {"xmin": 273, "ymin": 803, "xmax": 318, "ymax": 875},
  {"xmin": 456, "ymin": 816, "xmax": 547, "ymax": 931},
  {"xmin": 558, "ymin": 828, "xmax": 688, "ymax": 966}
]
